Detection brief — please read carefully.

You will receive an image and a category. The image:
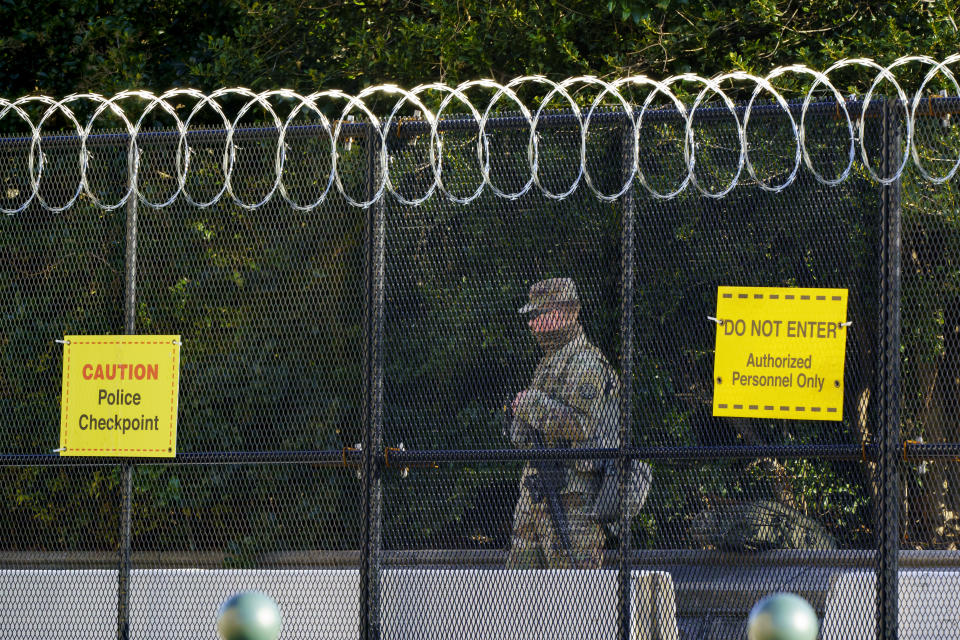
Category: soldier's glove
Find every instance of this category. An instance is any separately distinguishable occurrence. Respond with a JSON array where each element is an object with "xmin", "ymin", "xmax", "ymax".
[
  {"xmin": 513, "ymin": 389, "xmax": 560, "ymax": 426},
  {"xmin": 514, "ymin": 388, "xmax": 586, "ymax": 443},
  {"xmin": 504, "ymin": 395, "xmax": 534, "ymax": 446},
  {"xmin": 509, "ymin": 415, "xmax": 537, "ymax": 446}
]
